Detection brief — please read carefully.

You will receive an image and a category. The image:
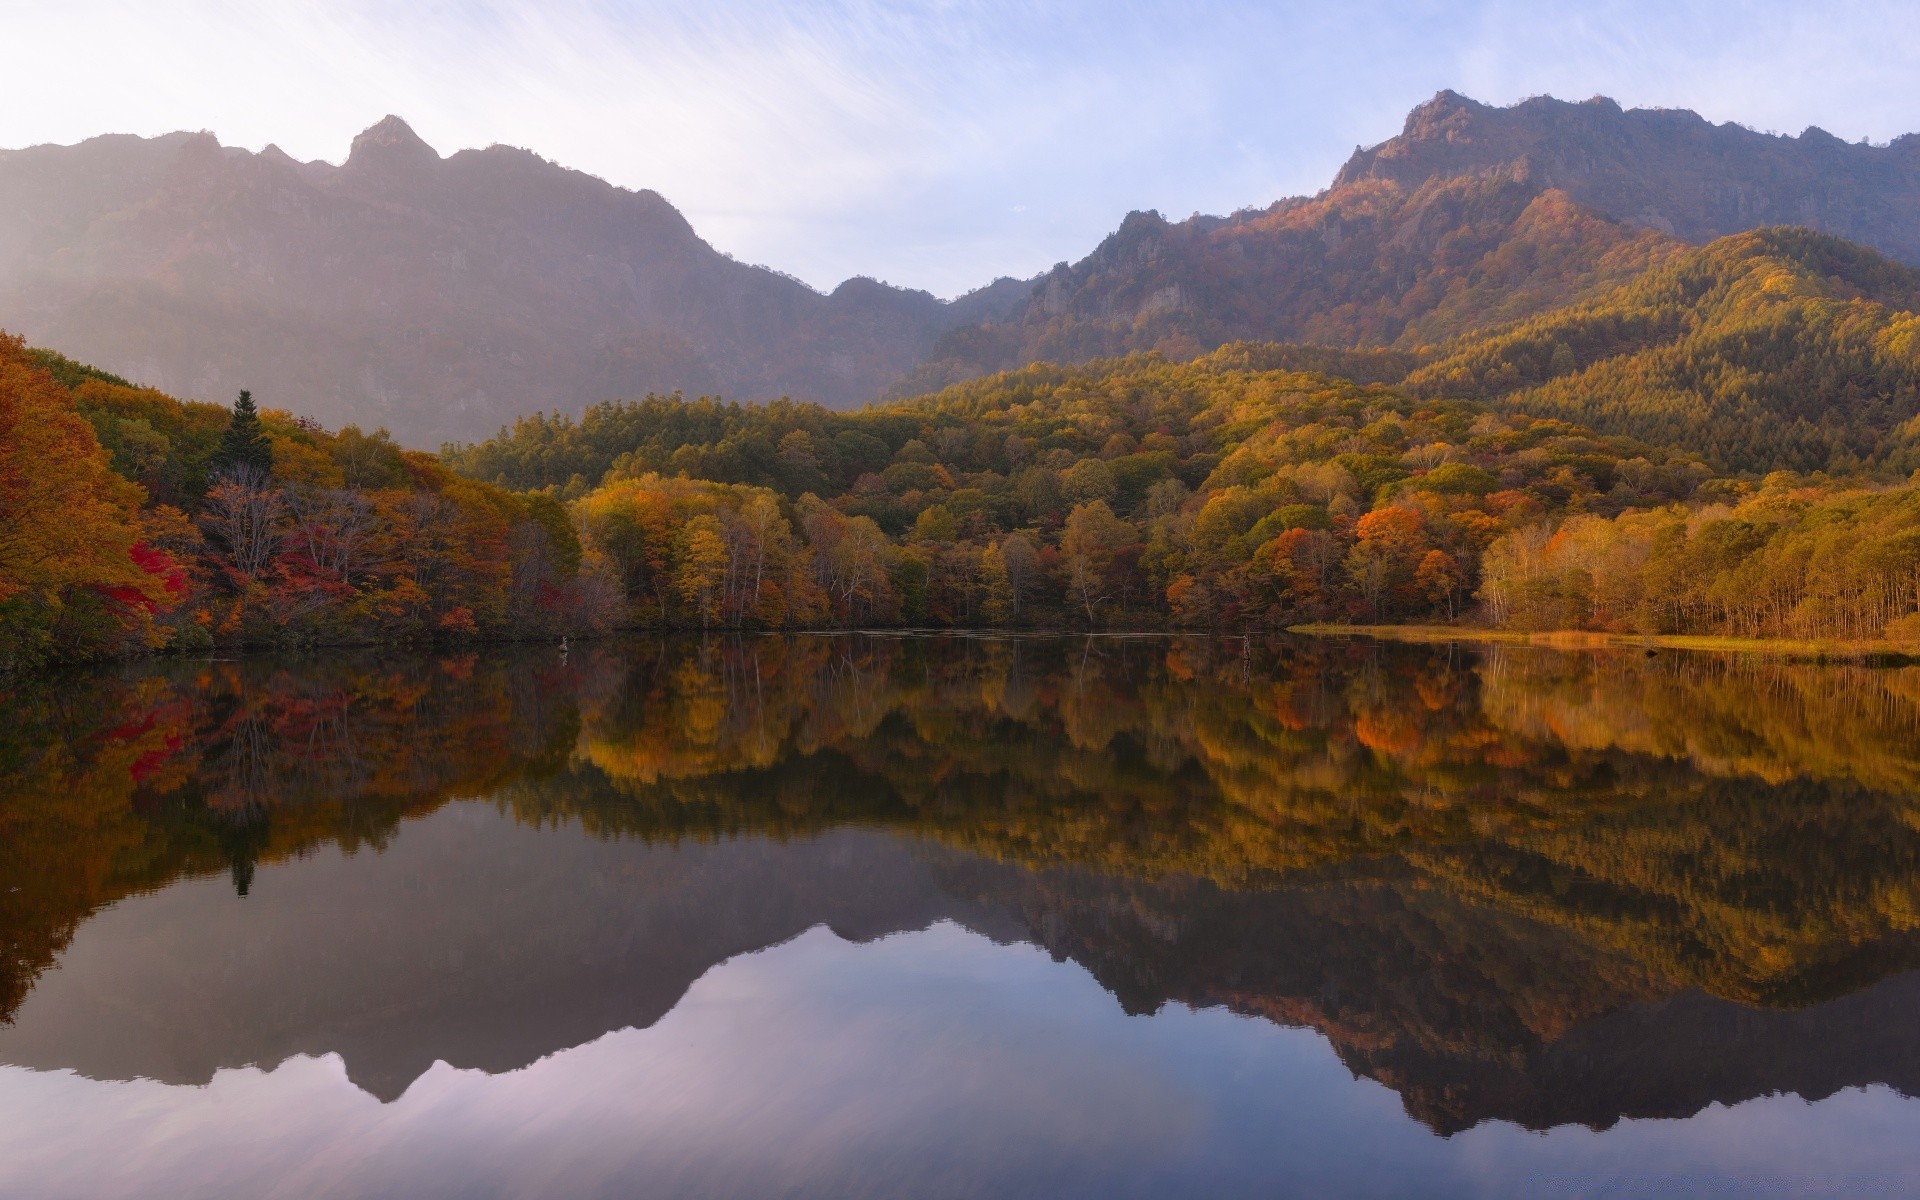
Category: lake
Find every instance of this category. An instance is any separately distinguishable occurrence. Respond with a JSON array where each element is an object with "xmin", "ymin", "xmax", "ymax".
[{"xmin": 3, "ymin": 633, "xmax": 1920, "ymax": 1198}]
